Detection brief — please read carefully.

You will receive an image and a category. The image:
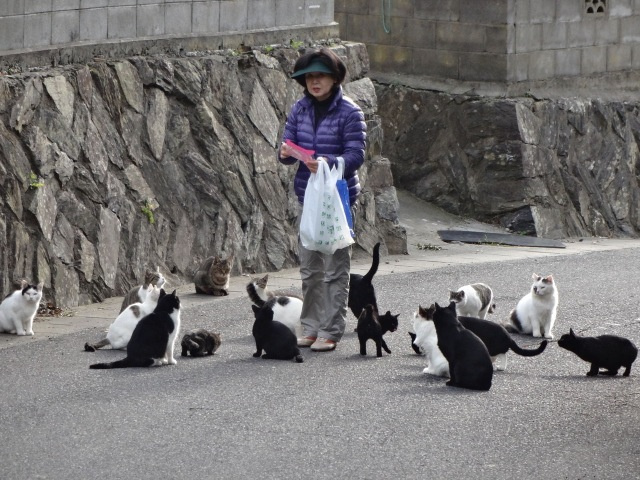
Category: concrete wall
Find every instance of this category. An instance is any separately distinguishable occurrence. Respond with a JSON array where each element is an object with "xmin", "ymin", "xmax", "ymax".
[
  {"xmin": 335, "ymin": 0, "xmax": 640, "ymax": 83},
  {"xmin": 0, "ymin": 0, "xmax": 334, "ymax": 53}
]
